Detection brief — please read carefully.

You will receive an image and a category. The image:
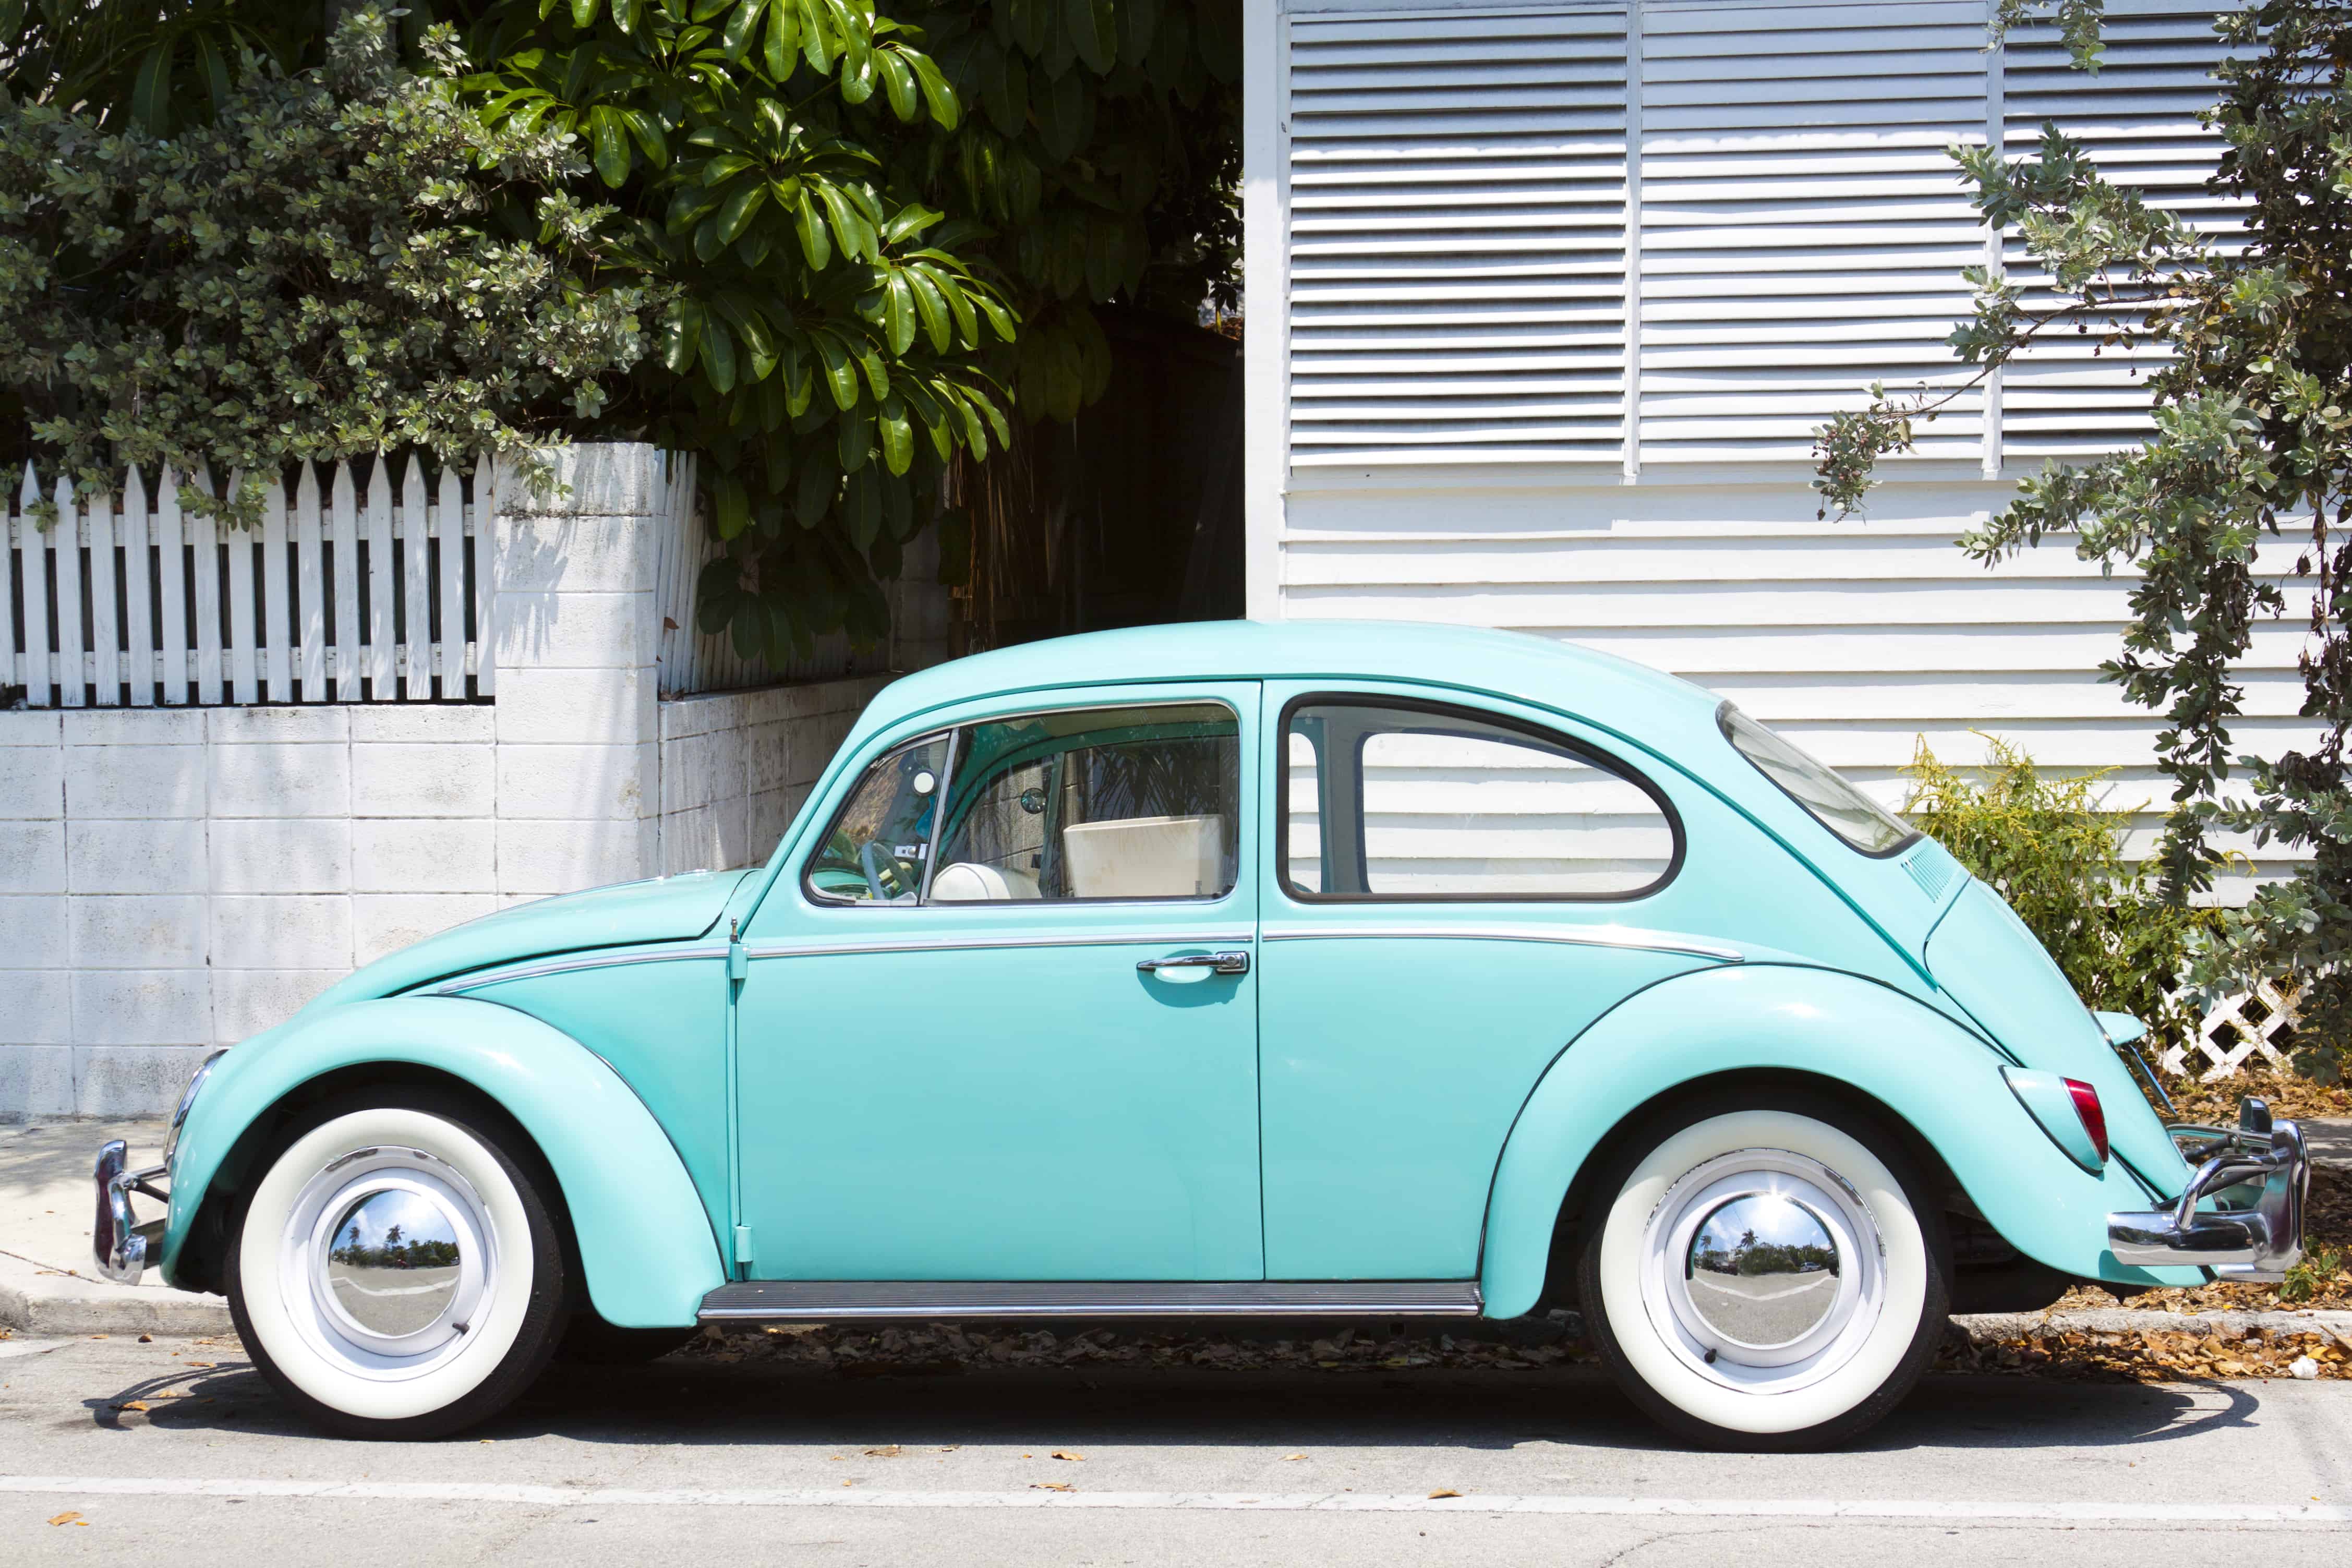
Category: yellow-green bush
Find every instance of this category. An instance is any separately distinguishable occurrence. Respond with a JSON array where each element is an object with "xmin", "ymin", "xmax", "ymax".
[{"xmin": 1903, "ymin": 736, "xmax": 2217, "ymax": 1057}]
